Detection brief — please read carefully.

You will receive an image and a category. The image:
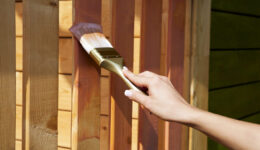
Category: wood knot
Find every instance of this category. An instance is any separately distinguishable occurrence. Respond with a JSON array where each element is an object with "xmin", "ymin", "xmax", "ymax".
[{"xmin": 49, "ymin": 1, "xmax": 58, "ymax": 7}]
